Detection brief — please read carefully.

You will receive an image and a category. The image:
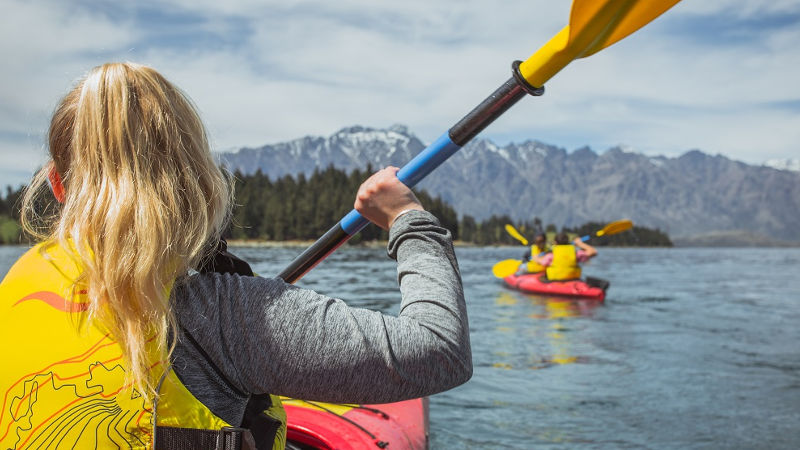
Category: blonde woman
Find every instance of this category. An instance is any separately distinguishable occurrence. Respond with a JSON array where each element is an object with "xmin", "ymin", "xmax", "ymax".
[{"xmin": 0, "ymin": 63, "xmax": 471, "ymax": 450}]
